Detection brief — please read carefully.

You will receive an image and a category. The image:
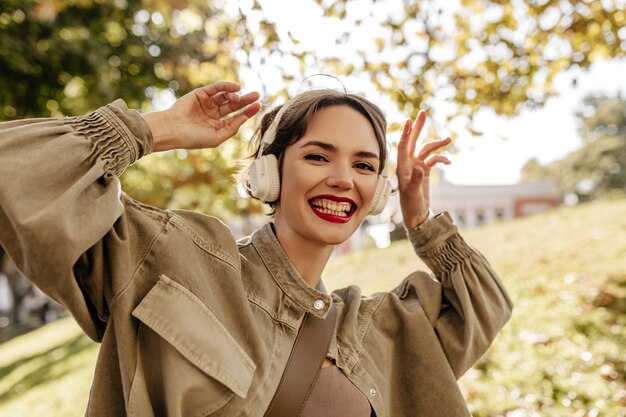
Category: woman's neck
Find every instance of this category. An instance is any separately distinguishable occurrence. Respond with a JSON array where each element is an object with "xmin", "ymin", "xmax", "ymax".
[{"xmin": 271, "ymin": 223, "xmax": 334, "ymax": 290}]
